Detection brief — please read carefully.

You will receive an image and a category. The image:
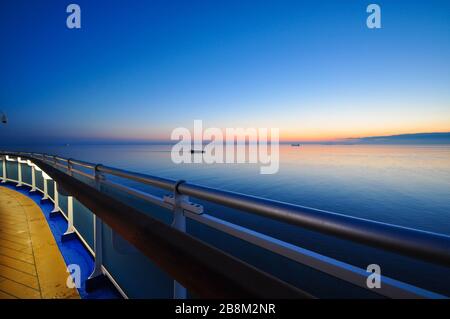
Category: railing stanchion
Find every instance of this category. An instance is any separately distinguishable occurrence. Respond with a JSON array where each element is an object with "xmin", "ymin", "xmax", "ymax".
[
  {"xmin": 42, "ymin": 176, "xmax": 49, "ymax": 200},
  {"xmin": 30, "ymin": 165, "xmax": 36, "ymax": 192},
  {"xmin": 50, "ymin": 182, "xmax": 60, "ymax": 217},
  {"xmin": 61, "ymin": 196, "xmax": 76, "ymax": 240},
  {"xmin": 1, "ymin": 156, "xmax": 6, "ymax": 183},
  {"xmin": 86, "ymin": 164, "xmax": 106, "ymax": 291},
  {"xmin": 16, "ymin": 157, "xmax": 23, "ymax": 187},
  {"xmin": 172, "ymin": 180, "xmax": 188, "ymax": 299}
]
